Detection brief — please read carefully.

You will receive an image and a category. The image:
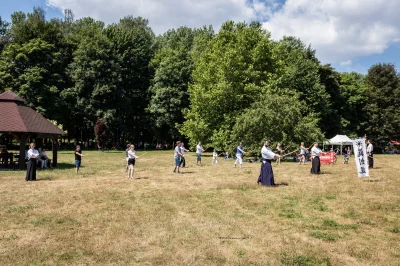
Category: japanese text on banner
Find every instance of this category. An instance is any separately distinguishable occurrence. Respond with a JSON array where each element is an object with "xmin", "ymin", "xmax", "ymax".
[{"xmin": 352, "ymin": 138, "xmax": 369, "ymax": 178}]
